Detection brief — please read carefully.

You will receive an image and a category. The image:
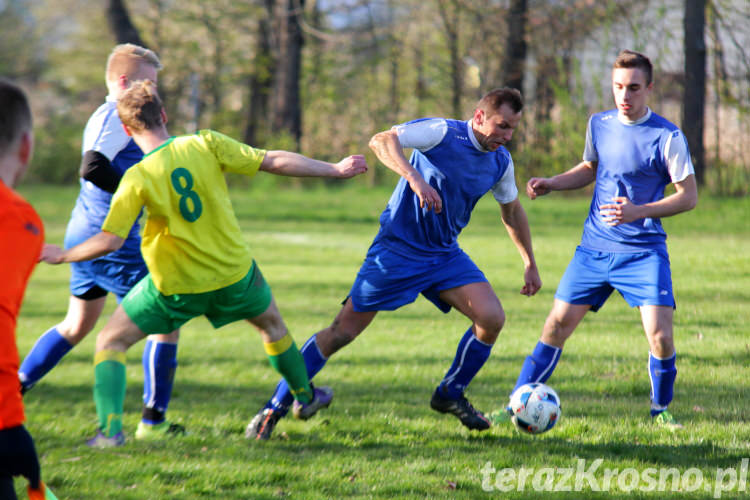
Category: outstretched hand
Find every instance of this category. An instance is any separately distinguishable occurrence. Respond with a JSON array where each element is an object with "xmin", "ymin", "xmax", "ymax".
[
  {"xmin": 526, "ymin": 177, "xmax": 552, "ymax": 200},
  {"xmin": 40, "ymin": 243, "xmax": 64, "ymax": 264},
  {"xmin": 334, "ymin": 155, "xmax": 368, "ymax": 178},
  {"xmin": 600, "ymin": 196, "xmax": 642, "ymax": 226},
  {"xmin": 520, "ymin": 265, "xmax": 542, "ymax": 297}
]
